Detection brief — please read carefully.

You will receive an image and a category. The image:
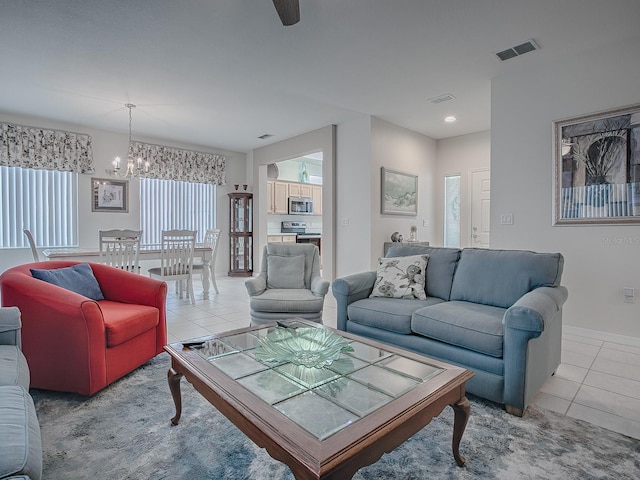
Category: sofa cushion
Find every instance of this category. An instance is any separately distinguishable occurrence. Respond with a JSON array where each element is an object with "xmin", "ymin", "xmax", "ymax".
[
  {"xmin": 386, "ymin": 245, "xmax": 461, "ymax": 300},
  {"xmin": 348, "ymin": 297, "xmax": 445, "ymax": 334},
  {"xmin": 0, "ymin": 345, "xmax": 30, "ymax": 389},
  {"xmin": 267, "ymin": 254, "xmax": 305, "ymax": 289},
  {"xmin": 0, "ymin": 386, "xmax": 43, "ymax": 480},
  {"xmin": 449, "ymin": 248, "xmax": 564, "ymax": 309},
  {"xmin": 30, "ymin": 263, "xmax": 104, "ymax": 301},
  {"xmin": 99, "ymin": 301, "xmax": 159, "ymax": 348},
  {"xmin": 370, "ymin": 254, "xmax": 429, "ymax": 300},
  {"xmin": 249, "ymin": 288, "xmax": 325, "ymax": 313},
  {"xmin": 411, "ymin": 301, "xmax": 506, "ymax": 358}
]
